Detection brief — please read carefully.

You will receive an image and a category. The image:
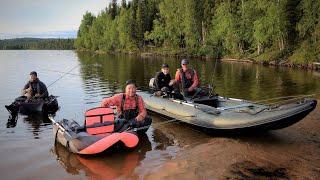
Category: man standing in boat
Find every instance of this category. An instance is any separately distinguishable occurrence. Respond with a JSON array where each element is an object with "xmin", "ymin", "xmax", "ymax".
[
  {"xmin": 101, "ymin": 80, "xmax": 150, "ymax": 128},
  {"xmin": 22, "ymin": 71, "xmax": 48, "ymax": 100},
  {"xmin": 171, "ymin": 59, "xmax": 200, "ymax": 97}
]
